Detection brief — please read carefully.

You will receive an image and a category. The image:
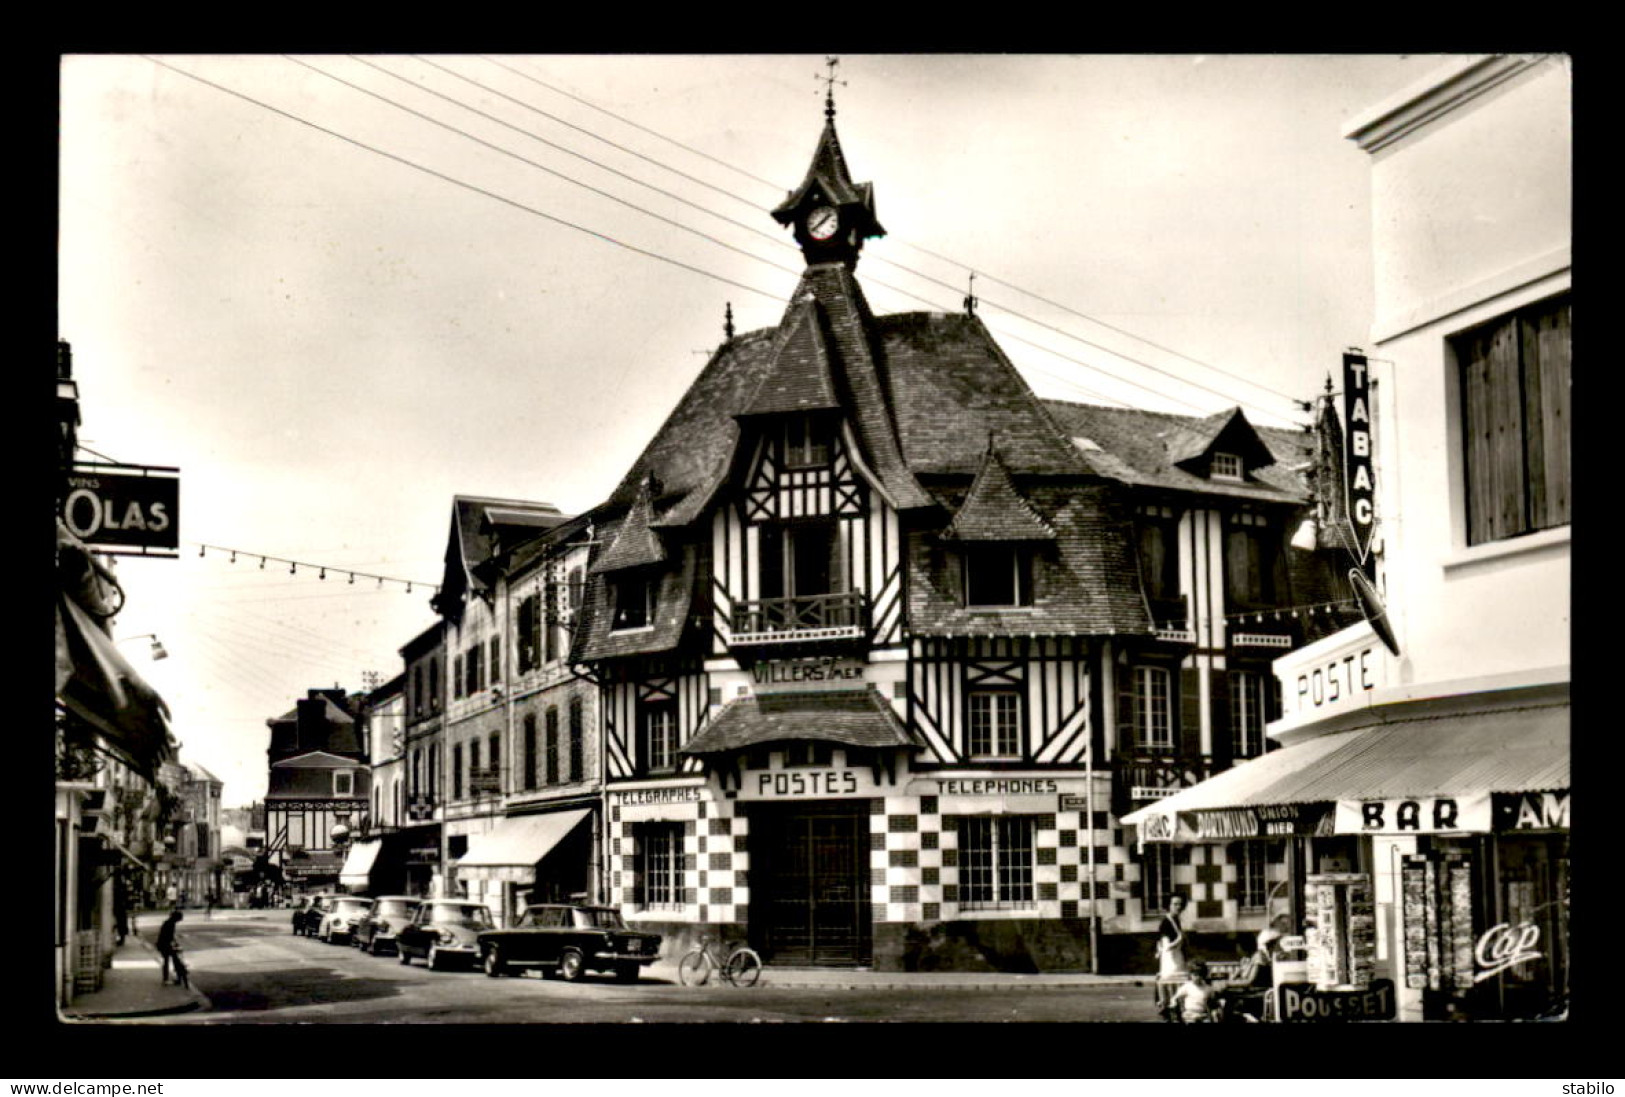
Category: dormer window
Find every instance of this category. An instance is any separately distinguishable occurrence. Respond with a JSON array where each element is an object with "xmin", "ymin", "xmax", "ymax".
[
  {"xmin": 612, "ymin": 573, "xmax": 655, "ymax": 631},
  {"xmin": 965, "ymin": 544, "xmax": 1033, "ymax": 608},
  {"xmin": 783, "ymin": 415, "xmax": 832, "ymax": 470},
  {"xmin": 1211, "ymin": 452, "xmax": 1244, "ymax": 482},
  {"xmin": 333, "ymin": 770, "xmax": 355, "ymax": 797}
]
